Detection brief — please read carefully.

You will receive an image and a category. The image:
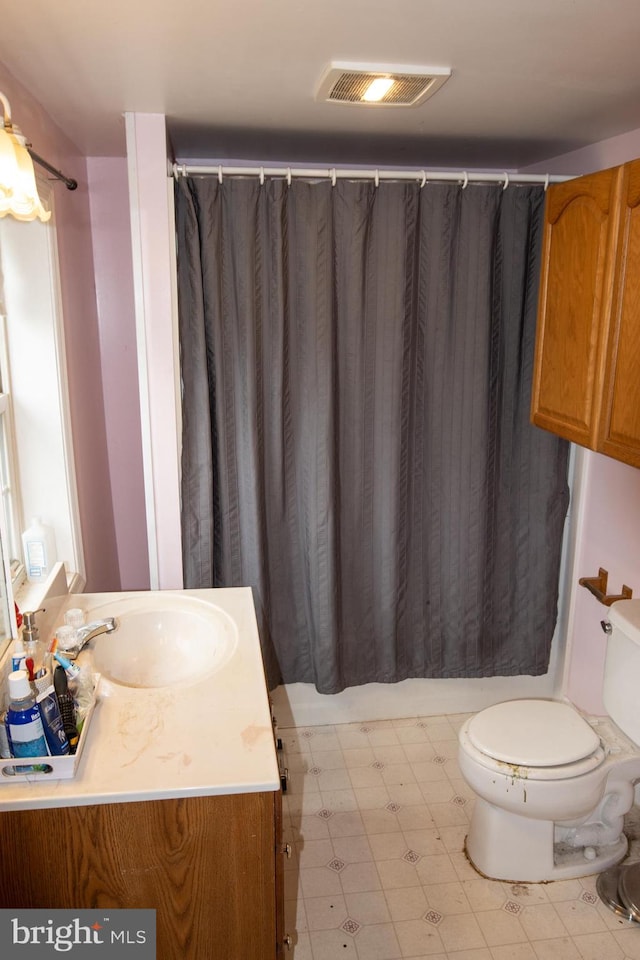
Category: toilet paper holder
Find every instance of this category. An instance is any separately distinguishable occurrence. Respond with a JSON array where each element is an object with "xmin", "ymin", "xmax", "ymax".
[{"xmin": 579, "ymin": 567, "xmax": 633, "ymax": 606}]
